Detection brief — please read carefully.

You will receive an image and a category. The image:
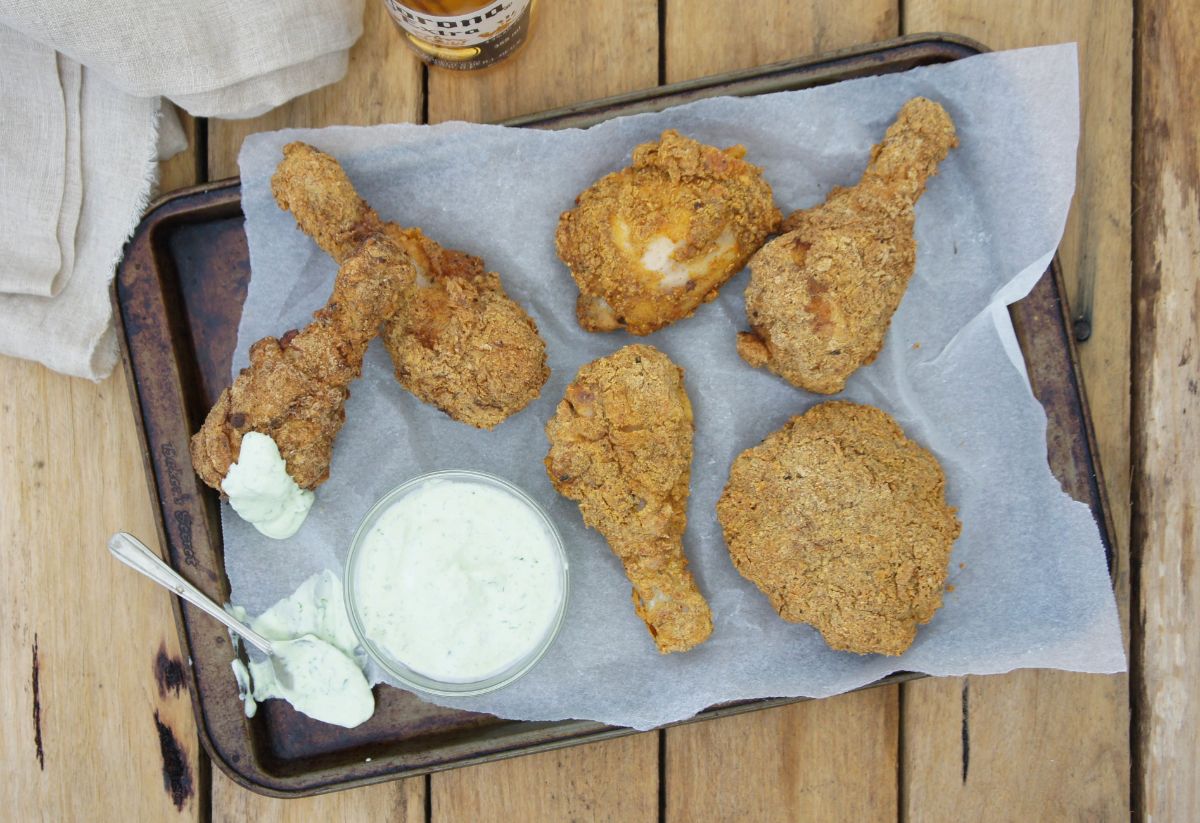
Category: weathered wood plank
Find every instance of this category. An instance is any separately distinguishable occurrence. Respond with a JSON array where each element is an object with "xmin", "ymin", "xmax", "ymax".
[
  {"xmin": 210, "ymin": 768, "xmax": 424, "ymax": 822},
  {"xmin": 903, "ymin": 673, "xmax": 1128, "ymax": 821},
  {"xmin": 661, "ymin": 4, "xmax": 902, "ymax": 821},
  {"xmin": 1132, "ymin": 0, "xmax": 1200, "ymax": 818},
  {"xmin": 427, "ymin": 0, "xmax": 659, "ymax": 124},
  {"xmin": 900, "ymin": 2, "xmax": 1132, "ymax": 819},
  {"xmin": 433, "ymin": 734, "xmax": 659, "ymax": 823},
  {"xmin": 0, "ymin": 360, "xmax": 203, "ymax": 820},
  {"xmin": 207, "ymin": 1, "xmax": 423, "ymax": 178},
  {"xmin": 663, "ymin": 0, "xmax": 898, "ymax": 82},
  {"xmin": 667, "ymin": 691, "xmax": 899, "ymax": 823}
]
